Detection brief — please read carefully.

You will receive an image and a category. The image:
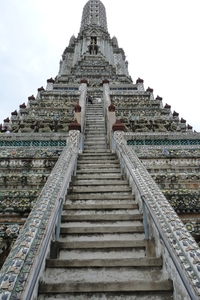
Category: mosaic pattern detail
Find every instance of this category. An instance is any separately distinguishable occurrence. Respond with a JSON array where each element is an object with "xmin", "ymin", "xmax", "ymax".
[
  {"xmin": 135, "ymin": 147, "xmax": 200, "ymax": 158},
  {"xmin": 127, "ymin": 139, "xmax": 200, "ymax": 146},
  {"xmin": 0, "ymin": 147, "xmax": 63, "ymax": 158},
  {"xmin": 0, "ymin": 140, "xmax": 66, "ymax": 147},
  {"xmin": 114, "ymin": 131, "xmax": 200, "ymax": 297},
  {"xmin": 0, "ymin": 131, "xmax": 80, "ymax": 299}
]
